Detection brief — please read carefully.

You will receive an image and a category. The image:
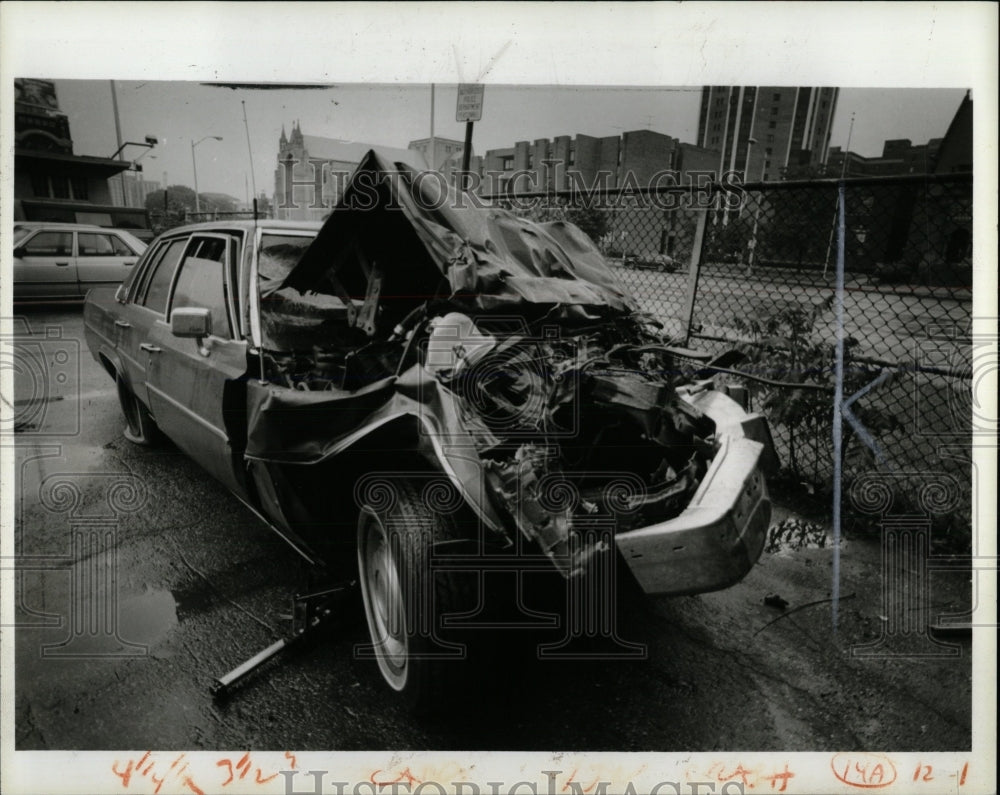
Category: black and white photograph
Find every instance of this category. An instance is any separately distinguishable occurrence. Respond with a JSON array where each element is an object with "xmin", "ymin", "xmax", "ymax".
[{"xmin": 1, "ymin": 4, "xmax": 996, "ymax": 795}]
